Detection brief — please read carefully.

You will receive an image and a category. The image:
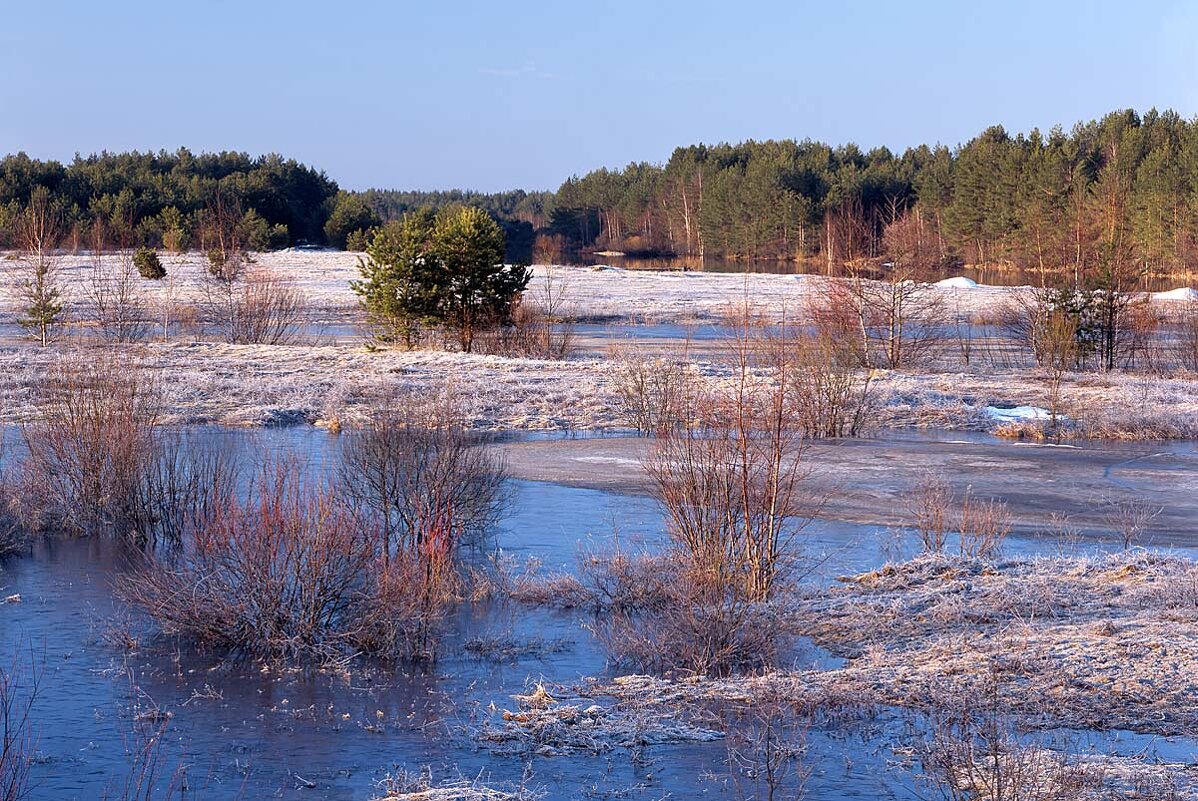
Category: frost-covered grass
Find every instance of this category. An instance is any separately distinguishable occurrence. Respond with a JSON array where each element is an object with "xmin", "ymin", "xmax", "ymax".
[
  {"xmin": 373, "ymin": 770, "xmax": 542, "ymax": 801},
  {"xmin": 754, "ymin": 551, "xmax": 1198, "ymax": 737},
  {"xmin": 3, "ymin": 251, "xmax": 1198, "ymax": 438},
  {"xmin": 1, "ymin": 340, "xmax": 1196, "ymax": 438},
  {"xmin": 534, "ymin": 552, "xmax": 1198, "ymax": 793},
  {"xmin": 0, "ymin": 343, "xmax": 621, "ymax": 429},
  {"xmin": 600, "ymin": 550, "xmax": 1198, "ymax": 735}
]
